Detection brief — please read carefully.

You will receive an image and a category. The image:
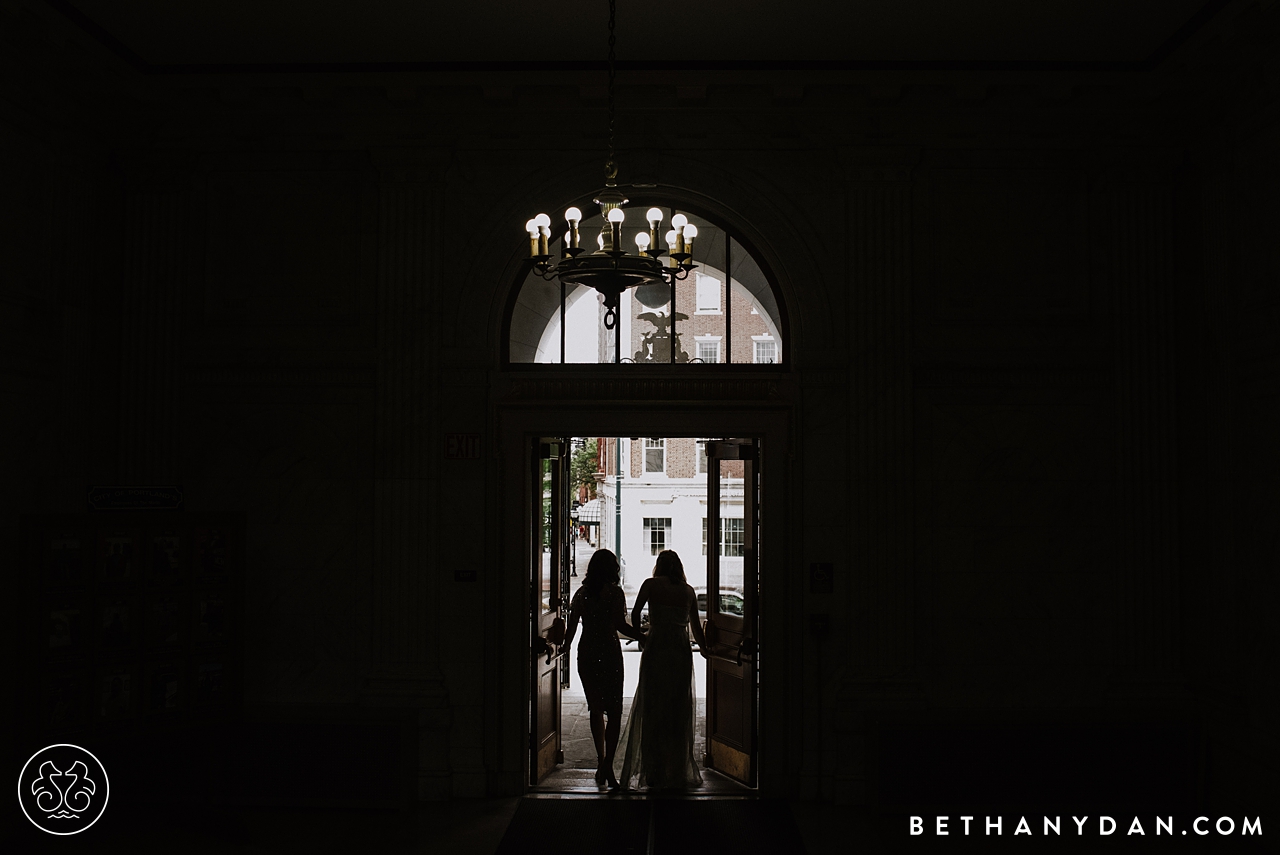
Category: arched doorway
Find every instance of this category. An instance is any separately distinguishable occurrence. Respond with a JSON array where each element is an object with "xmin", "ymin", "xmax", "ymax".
[{"xmin": 489, "ymin": 192, "xmax": 799, "ymax": 797}]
